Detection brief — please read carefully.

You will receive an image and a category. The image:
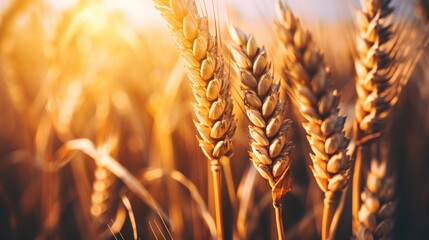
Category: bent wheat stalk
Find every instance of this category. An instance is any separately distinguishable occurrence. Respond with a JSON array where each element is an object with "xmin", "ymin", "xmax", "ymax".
[
  {"xmin": 230, "ymin": 26, "xmax": 293, "ymax": 240},
  {"xmin": 154, "ymin": 1, "xmax": 236, "ymax": 238},
  {"xmin": 275, "ymin": 1, "xmax": 351, "ymax": 239}
]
